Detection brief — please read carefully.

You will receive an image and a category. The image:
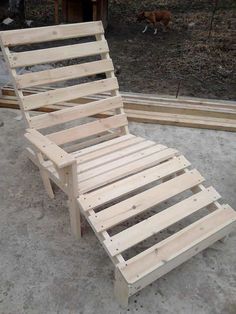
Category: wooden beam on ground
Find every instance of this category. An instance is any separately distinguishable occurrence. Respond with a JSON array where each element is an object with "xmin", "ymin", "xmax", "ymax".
[{"xmin": 0, "ymin": 85, "xmax": 236, "ymax": 132}]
